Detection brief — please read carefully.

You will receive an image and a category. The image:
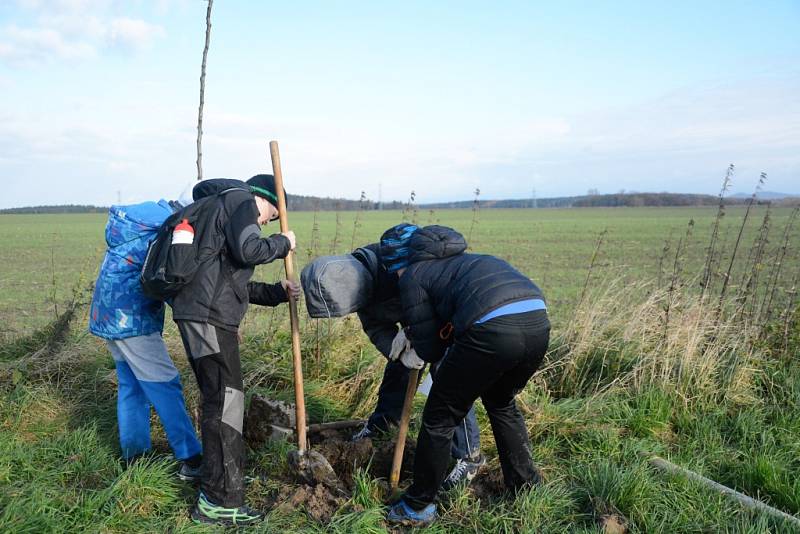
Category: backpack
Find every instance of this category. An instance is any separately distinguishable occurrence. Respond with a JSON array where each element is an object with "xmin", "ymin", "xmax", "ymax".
[
  {"xmin": 140, "ymin": 191, "xmax": 232, "ymax": 301},
  {"xmin": 89, "ymin": 200, "xmax": 175, "ymax": 339}
]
